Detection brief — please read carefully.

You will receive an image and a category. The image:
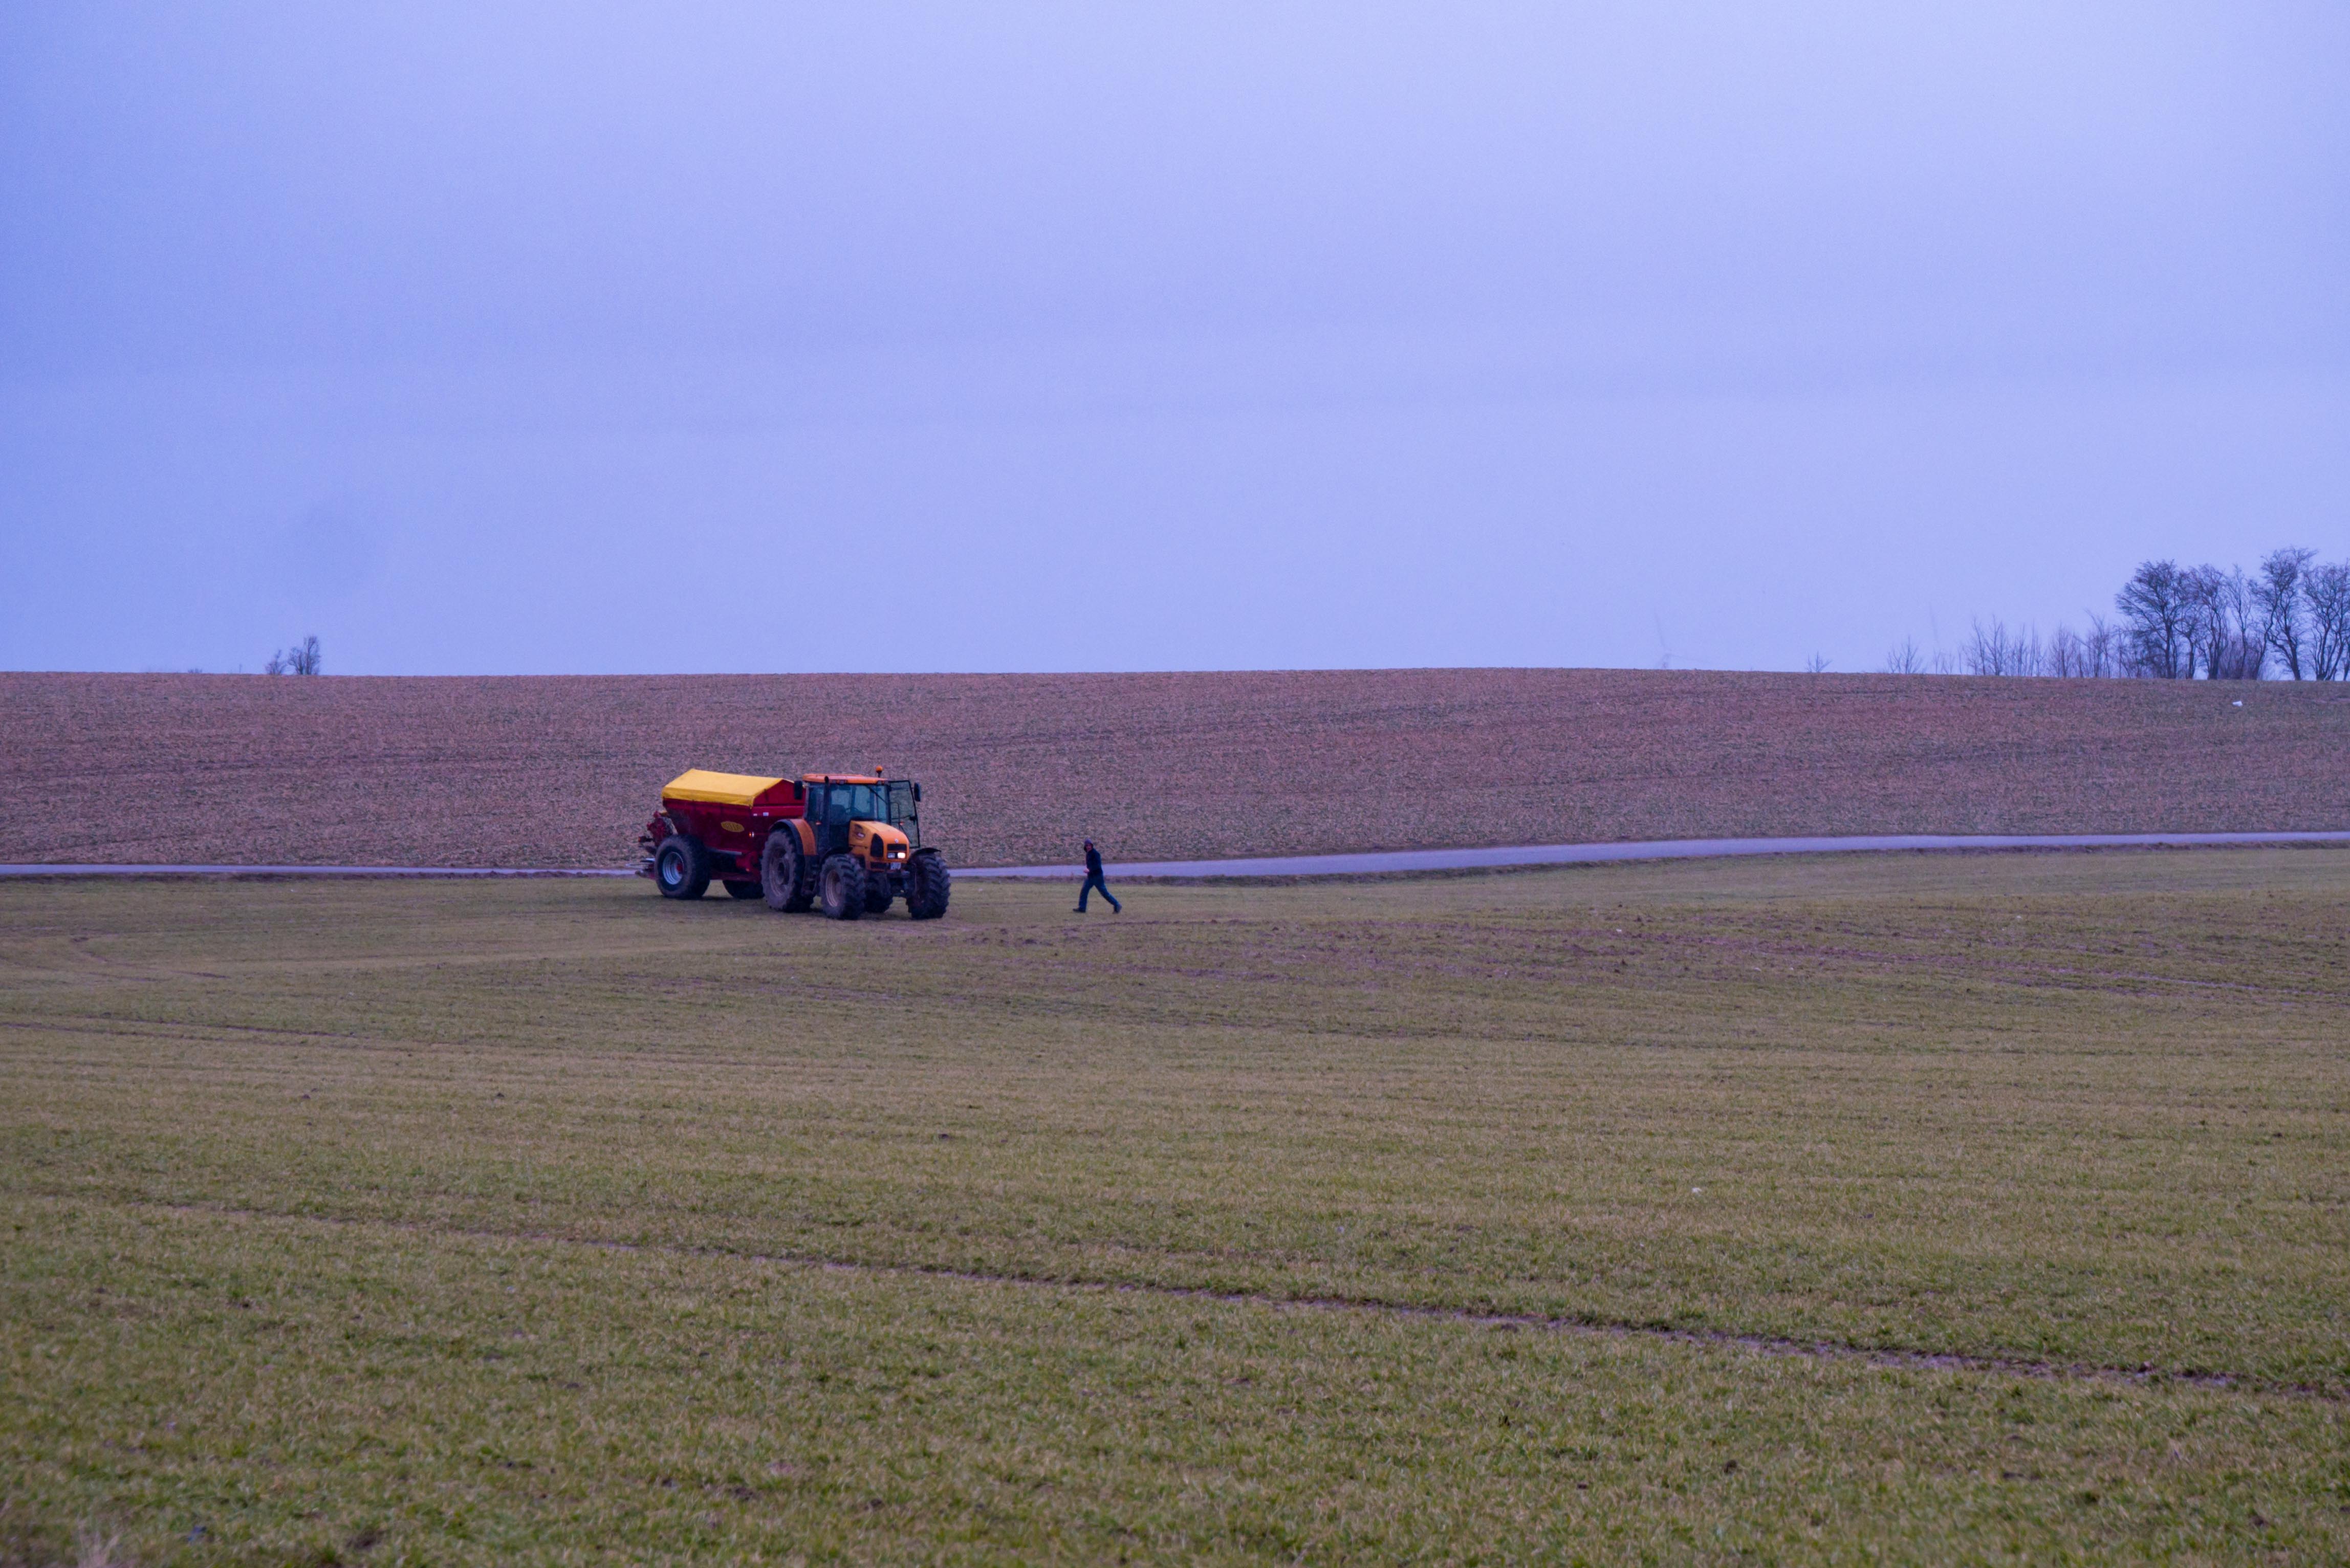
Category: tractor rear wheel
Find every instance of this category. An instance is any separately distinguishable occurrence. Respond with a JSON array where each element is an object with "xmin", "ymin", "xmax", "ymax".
[
  {"xmin": 819, "ymin": 853, "xmax": 866, "ymax": 920},
  {"xmin": 864, "ymin": 874, "xmax": 894, "ymax": 916},
  {"xmin": 761, "ymin": 830, "xmax": 812, "ymax": 912},
  {"xmin": 904, "ymin": 848, "xmax": 951, "ymax": 920},
  {"xmin": 723, "ymin": 880, "xmax": 763, "ymax": 899},
  {"xmin": 654, "ymin": 836, "xmax": 710, "ymax": 900}
]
